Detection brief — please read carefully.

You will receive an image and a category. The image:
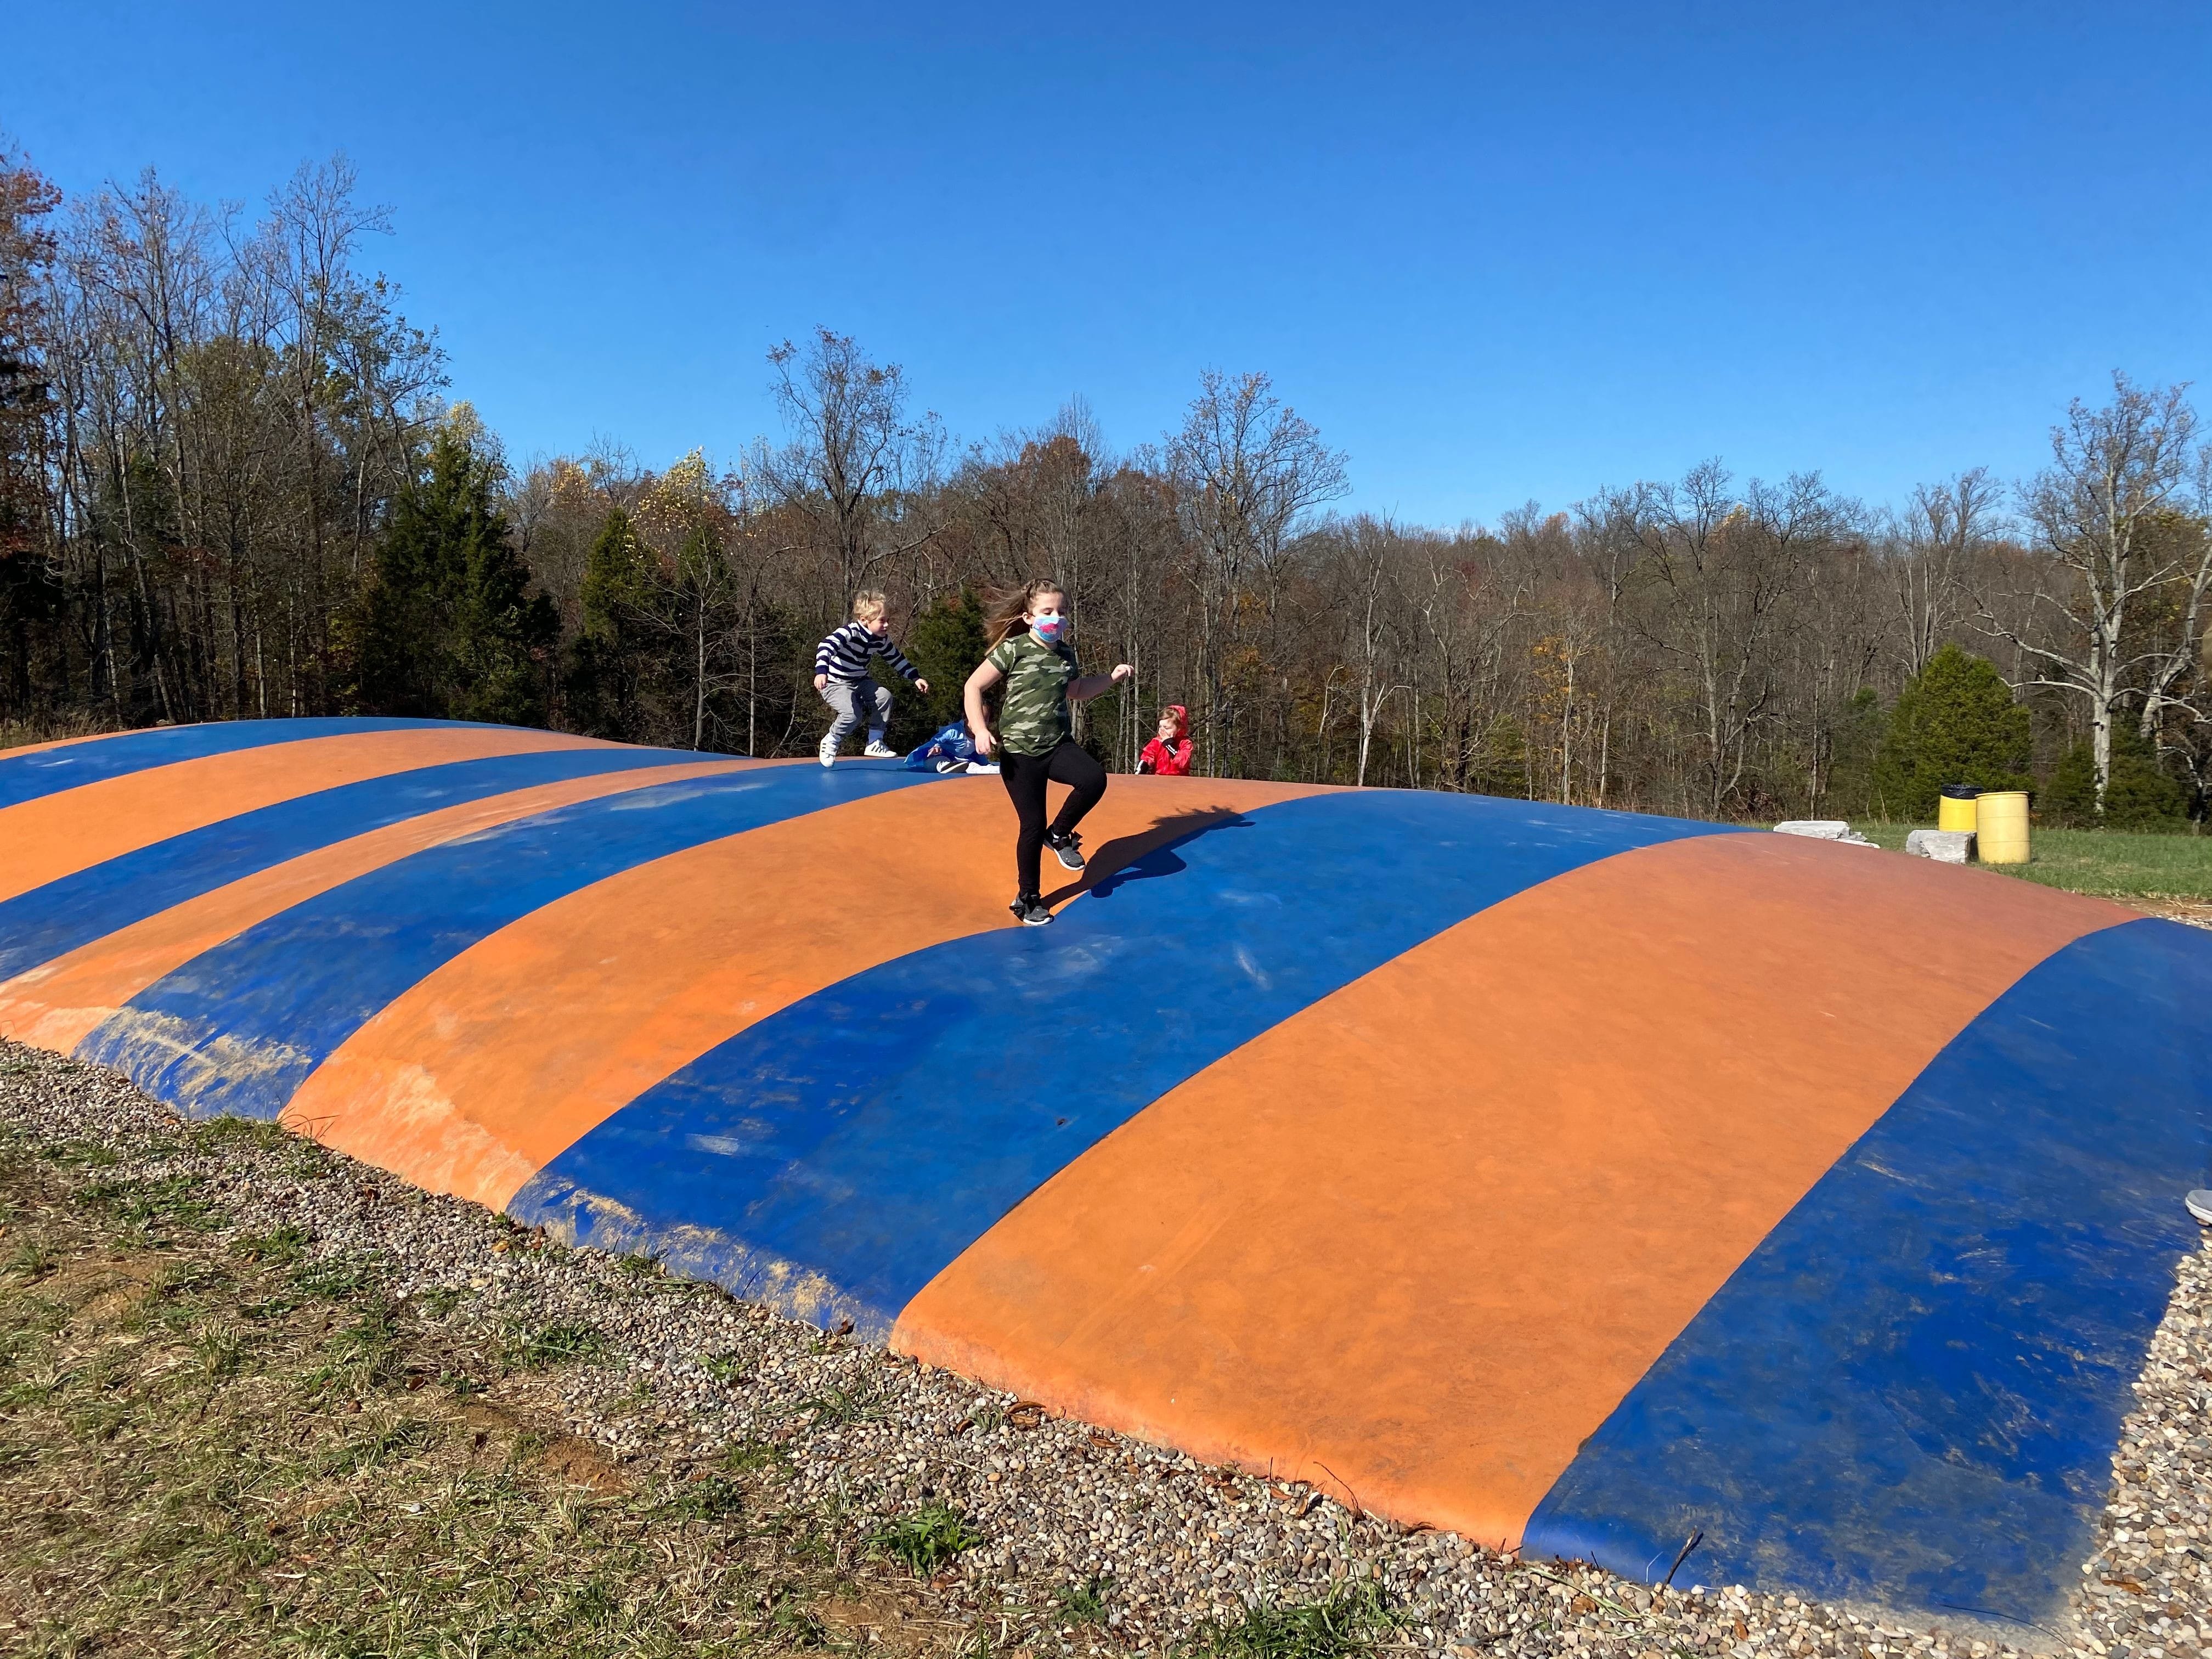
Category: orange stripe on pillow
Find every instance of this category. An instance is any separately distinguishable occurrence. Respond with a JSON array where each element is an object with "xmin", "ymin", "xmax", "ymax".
[
  {"xmin": 285, "ymin": 776, "xmax": 1327, "ymax": 1212},
  {"xmin": 0, "ymin": 759, "xmax": 763, "ymax": 1054},
  {"xmin": 0, "ymin": 726, "xmax": 610, "ymax": 905},
  {"xmin": 895, "ymin": 833, "xmax": 2127, "ymax": 1547}
]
